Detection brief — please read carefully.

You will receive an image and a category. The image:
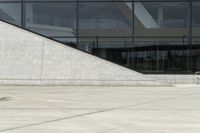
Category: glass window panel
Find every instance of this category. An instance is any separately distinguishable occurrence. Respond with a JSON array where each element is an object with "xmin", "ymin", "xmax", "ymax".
[
  {"xmin": 192, "ymin": 2, "xmax": 200, "ymax": 72},
  {"xmin": 0, "ymin": 3, "xmax": 21, "ymax": 26},
  {"xmin": 140, "ymin": 2, "xmax": 188, "ymax": 29},
  {"xmin": 78, "ymin": 2, "xmax": 133, "ymax": 68},
  {"xmin": 134, "ymin": 2, "xmax": 189, "ymax": 73},
  {"xmin": 192, "ymin": 2, "xmax": 200, "ymax": 28},
  {"xmin": 78, "ymin": 2, "xmax": 132, "ymax": 37},
  {"xmin": 25, "ymin": 2, "xmax": 77, "ymax": 44}
]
